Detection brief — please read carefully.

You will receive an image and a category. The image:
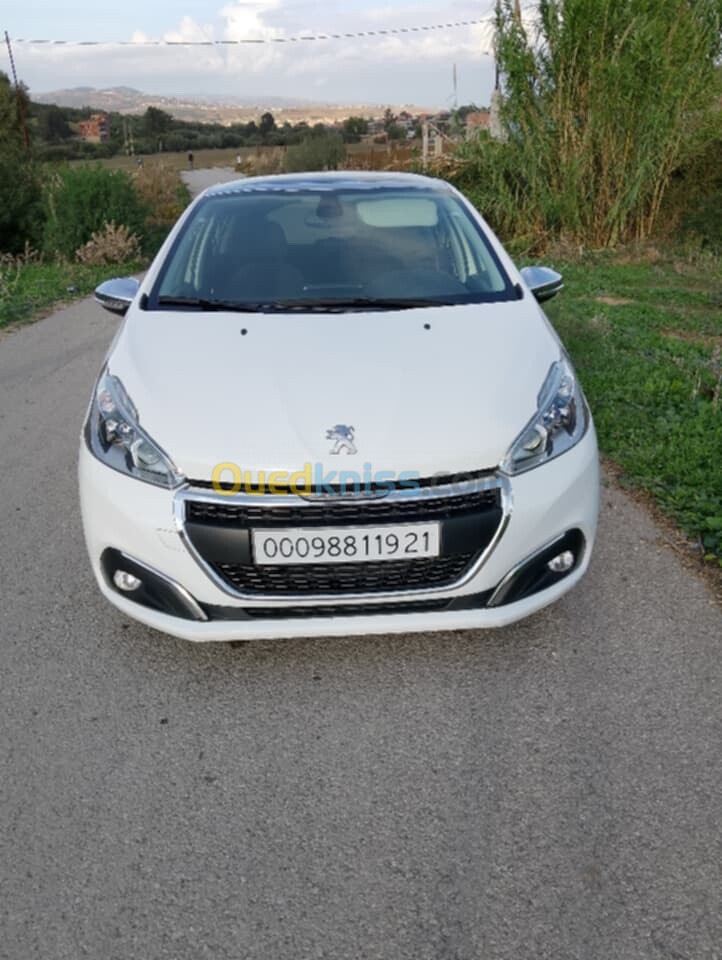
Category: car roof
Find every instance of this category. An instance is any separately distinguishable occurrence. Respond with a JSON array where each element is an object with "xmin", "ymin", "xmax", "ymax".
[{"xmin": 204, "ymin": 170, "xmax": 453, "ymax": 198}]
